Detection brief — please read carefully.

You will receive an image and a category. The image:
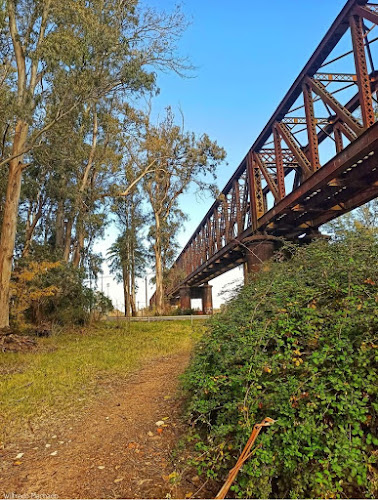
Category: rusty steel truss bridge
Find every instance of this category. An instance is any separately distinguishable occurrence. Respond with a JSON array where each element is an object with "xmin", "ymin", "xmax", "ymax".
[{"xmin": 165, "ymin": 0, "xmax": 378, "ymax": 314}]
